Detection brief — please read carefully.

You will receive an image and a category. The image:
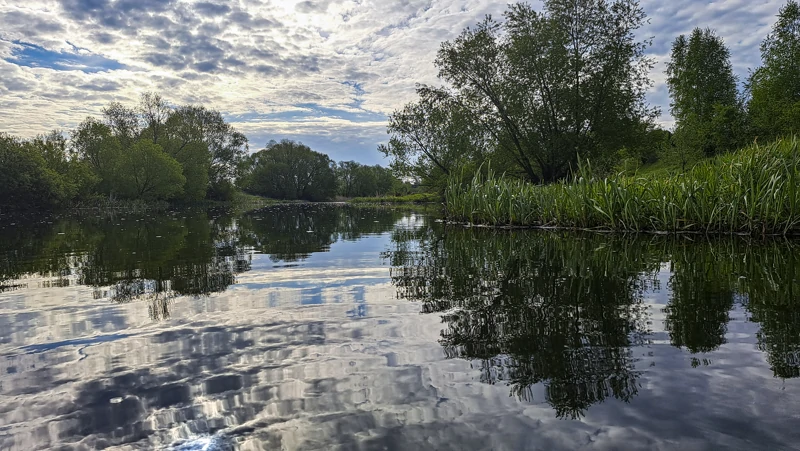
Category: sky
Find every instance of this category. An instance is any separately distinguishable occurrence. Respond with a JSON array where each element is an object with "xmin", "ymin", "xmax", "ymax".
[{"xmin": 0, "ymin": 0, "xmax": 789, "ymax": 165}]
